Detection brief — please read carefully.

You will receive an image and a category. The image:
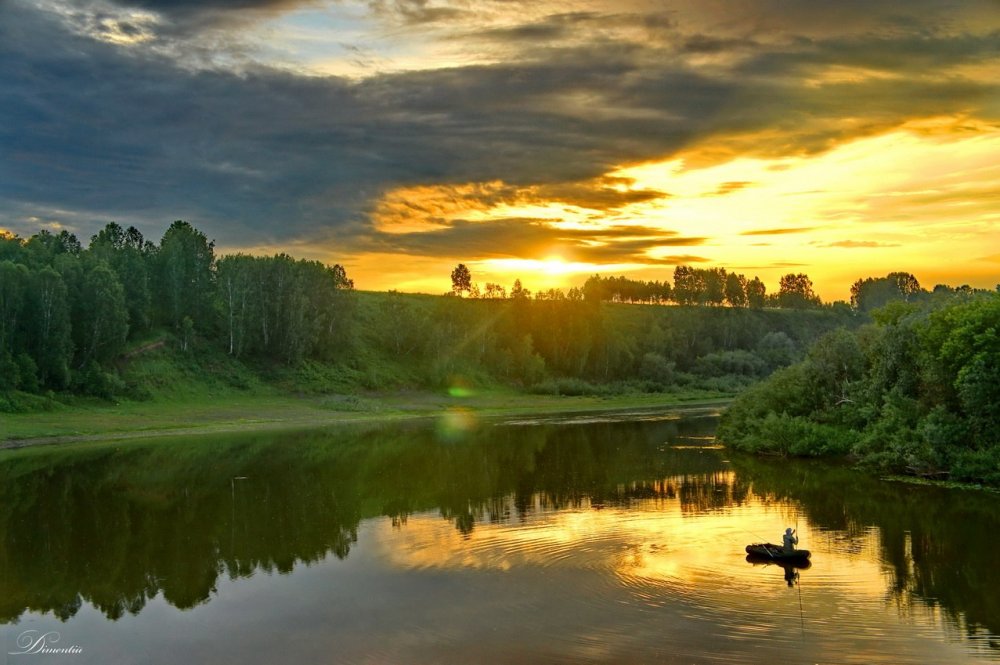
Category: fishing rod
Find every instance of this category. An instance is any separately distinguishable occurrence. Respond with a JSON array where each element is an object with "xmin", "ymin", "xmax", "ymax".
[
  {"xmin": 741, "ymin": 528, "xmax": 777, "ymax": 560},
  {"xmin": 795, "ymin": 515, "xmax": 805, "ymax": 637}
]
